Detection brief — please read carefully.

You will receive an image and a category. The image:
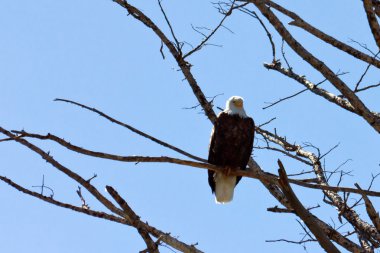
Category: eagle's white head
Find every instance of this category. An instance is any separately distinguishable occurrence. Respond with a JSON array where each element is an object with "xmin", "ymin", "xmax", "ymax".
[{"xmin": 224, "ymin": 96, "xmax": 247, "ymax": 118}]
